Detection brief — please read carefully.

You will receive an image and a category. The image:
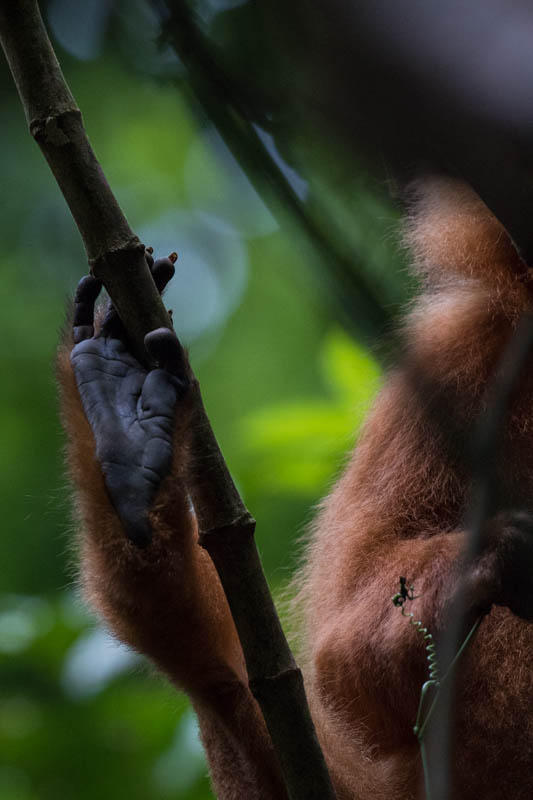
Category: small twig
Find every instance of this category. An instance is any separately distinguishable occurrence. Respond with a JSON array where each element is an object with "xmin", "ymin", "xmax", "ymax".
[{"xmin": 0, "ymin": 3, "xmax": 337, "ymax": 797}]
